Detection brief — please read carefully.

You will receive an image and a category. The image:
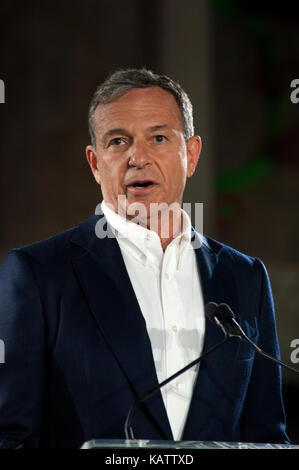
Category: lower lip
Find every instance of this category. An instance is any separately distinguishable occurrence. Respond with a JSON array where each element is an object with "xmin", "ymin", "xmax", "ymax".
[{"xmin": 127, "ymin": 183, "xmax": 158, "ymax": 195}]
